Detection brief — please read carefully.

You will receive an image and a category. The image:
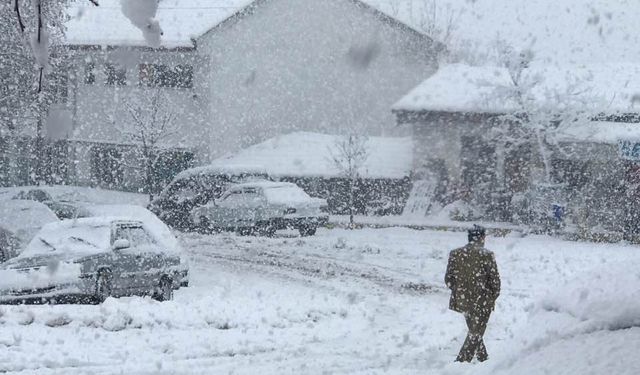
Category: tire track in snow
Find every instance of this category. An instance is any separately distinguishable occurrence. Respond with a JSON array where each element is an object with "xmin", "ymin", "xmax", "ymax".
[{"xmin": 185, "ymin": 236, "xmax": 444, "ymax": 296}]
